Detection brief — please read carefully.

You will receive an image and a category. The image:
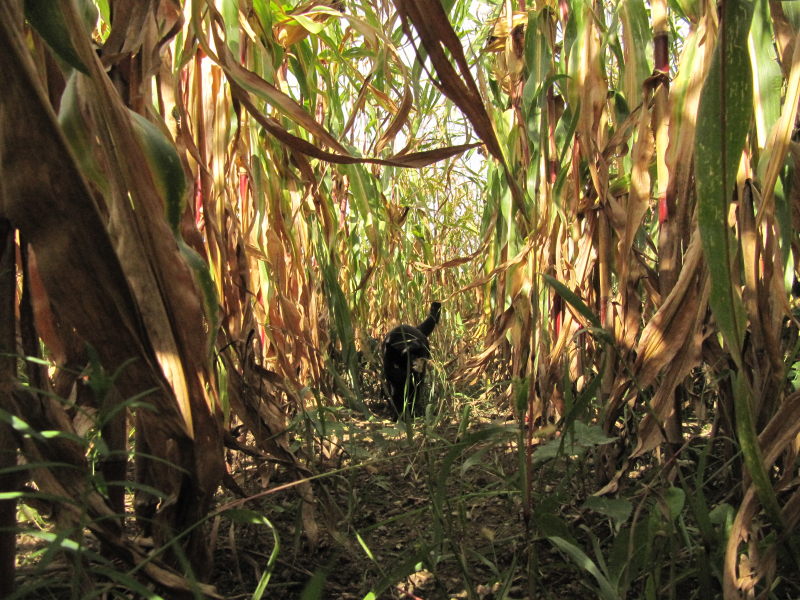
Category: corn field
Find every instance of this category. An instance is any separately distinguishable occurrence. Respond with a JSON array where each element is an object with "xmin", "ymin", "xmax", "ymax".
[{"xmin": 1, "ymin": 0, "xmax": 799, "ymax": 598}]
